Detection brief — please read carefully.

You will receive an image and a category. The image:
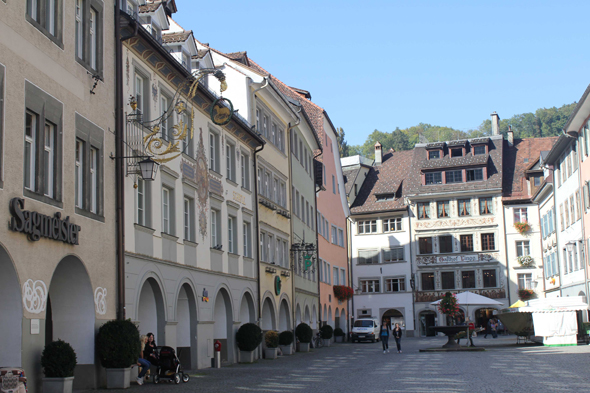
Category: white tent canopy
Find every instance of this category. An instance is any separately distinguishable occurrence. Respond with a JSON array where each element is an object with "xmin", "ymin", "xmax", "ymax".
[{"xmin": 430, "ymin": 291, "xmax": 504, "ymax": 306}]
